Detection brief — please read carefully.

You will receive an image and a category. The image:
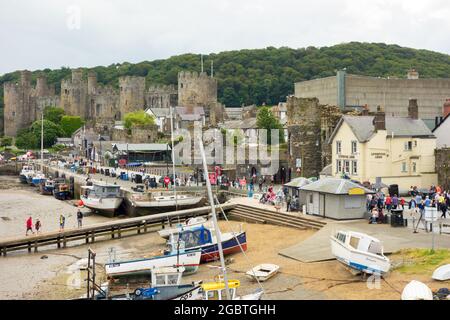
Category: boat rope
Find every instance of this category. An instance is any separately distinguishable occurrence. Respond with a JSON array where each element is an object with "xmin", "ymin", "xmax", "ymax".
[{"xmin": 213, "ymin": 195, "xmax": 267, "ymax": 298}]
